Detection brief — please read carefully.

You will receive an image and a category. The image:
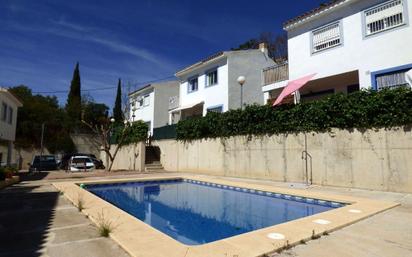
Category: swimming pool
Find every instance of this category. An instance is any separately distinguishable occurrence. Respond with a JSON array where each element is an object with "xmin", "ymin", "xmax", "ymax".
[{"xmin": 86, "ymin": 179, "xmax": 344, "ymax": 245}]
